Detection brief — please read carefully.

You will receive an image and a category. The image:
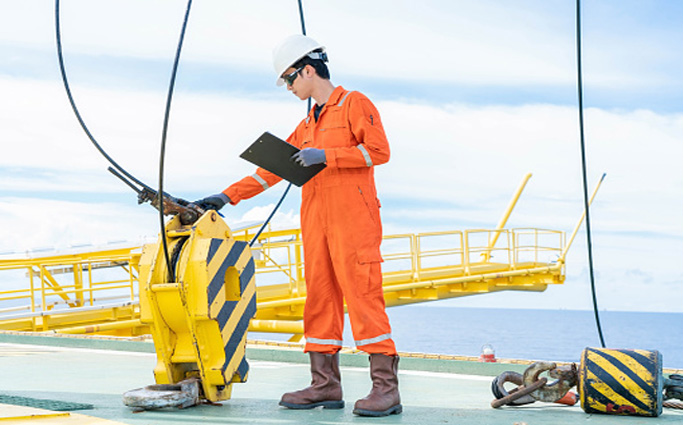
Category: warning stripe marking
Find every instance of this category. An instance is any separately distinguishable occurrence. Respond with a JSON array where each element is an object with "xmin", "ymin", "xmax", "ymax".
[
  {"xmin": 202, "ymin": 238, "xmax": 257, "ymax": 382},
  {"xmin": 239, "ymin": 255, "xmax": 255, "ymax": 292},
  {"xmin": 206, "ymin": 240, "xmax": 235, "ymax": 304},
  {"xmin": 207, "ymin": 238, "xmax": 223, "ymax": 265},
  {"xmin": 587, "ymin": 349, "xmax": 655, "ymax": 407},
  {"xmin": 222, "ymin": 282, "xmax": 256, "ymax": 380},
  {"xmin": 224, "ymin": 330, "xmax": 249, "ymax": 382},
  {"xmin": 604, "ymin": 349, "xmax": 658, "ymax": 388},
  {"xmin": 209, "ymin": 243, "xmax": 253, "ymax": 322},
  {"xmin": 584, "ymin": 368, "xmax": 650, "ymax": 416},
  {"xmin": 584, "ymin": 349, "xmax": 656, "ymax": 413},
  {"xmin": 235, "ymin": 248, "xmax": 254, "ymax": 291},
  {"xmin": 207, "ymin": 240, "xmax": 246, "ymax": 306},
  {"xmin": 219, "ymin": 281, "xmax": 256, "ymax": 346}
]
